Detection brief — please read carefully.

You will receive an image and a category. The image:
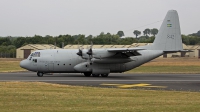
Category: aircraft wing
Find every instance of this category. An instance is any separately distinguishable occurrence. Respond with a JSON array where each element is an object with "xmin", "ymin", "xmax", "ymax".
[
  {"xmin": 107, "ymin": 48, "xmax": 145, "ymax": 57},
  {"xmin": 91, "ymin": 48, "xmax": 145, "ymax": 64}
]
